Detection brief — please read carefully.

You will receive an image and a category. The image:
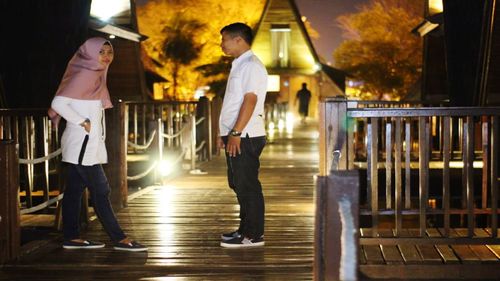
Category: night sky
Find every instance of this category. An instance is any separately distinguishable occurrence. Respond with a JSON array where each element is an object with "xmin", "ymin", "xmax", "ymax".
[{"xmin": 295, "ymin": 0, "xmax": 369, "ymax": 65}]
